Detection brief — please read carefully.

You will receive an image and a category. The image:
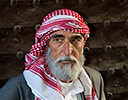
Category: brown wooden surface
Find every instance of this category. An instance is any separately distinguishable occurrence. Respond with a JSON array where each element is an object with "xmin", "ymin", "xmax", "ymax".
[
  {"xmin": 0, "ymin": 0, "xmax": 128, "ymax": 100},
  {"xmin": 0, "ymin": 0, "xmax": 128, "ymax": 28}
]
